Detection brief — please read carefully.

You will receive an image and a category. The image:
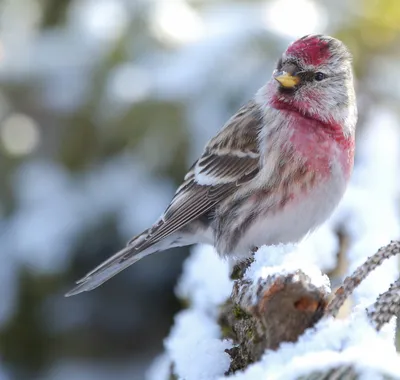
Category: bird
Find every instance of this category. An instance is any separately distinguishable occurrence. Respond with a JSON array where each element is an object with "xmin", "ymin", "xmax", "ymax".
[{"xmin": 66, "ymin": 34, "xmax": 357, "ymax": 297}]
